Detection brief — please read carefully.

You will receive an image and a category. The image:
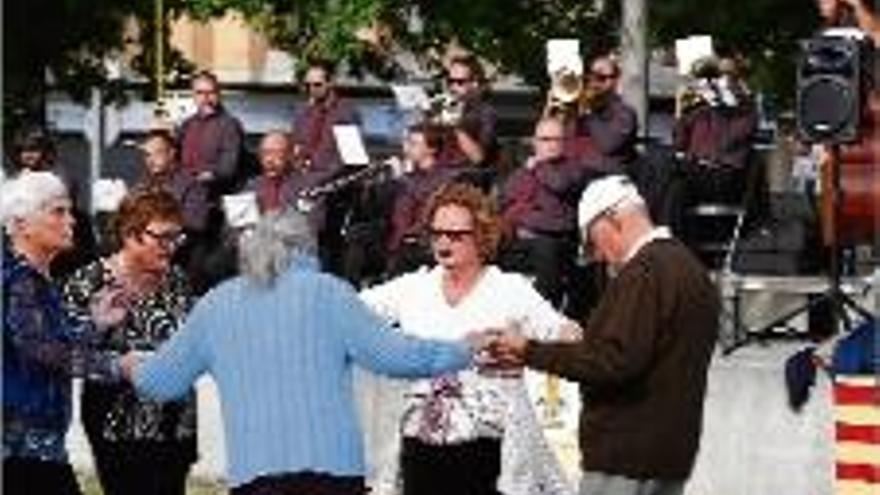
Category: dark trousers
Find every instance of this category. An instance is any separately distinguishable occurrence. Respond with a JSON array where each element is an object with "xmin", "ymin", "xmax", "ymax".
[
  {"xmin": 231, "ymin": 471, "xmax": 366, "ymax": 495},
  {"xmin": 401, "ymin": 437, "xmax": 502, "ymax": 495},
  {"xmin": 90, "ymin": 442, "xmax": 192, "ymax": 495},
  {"xmin": 3, "ymin": 457, "xmax": 82, "ymax": 495}
]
